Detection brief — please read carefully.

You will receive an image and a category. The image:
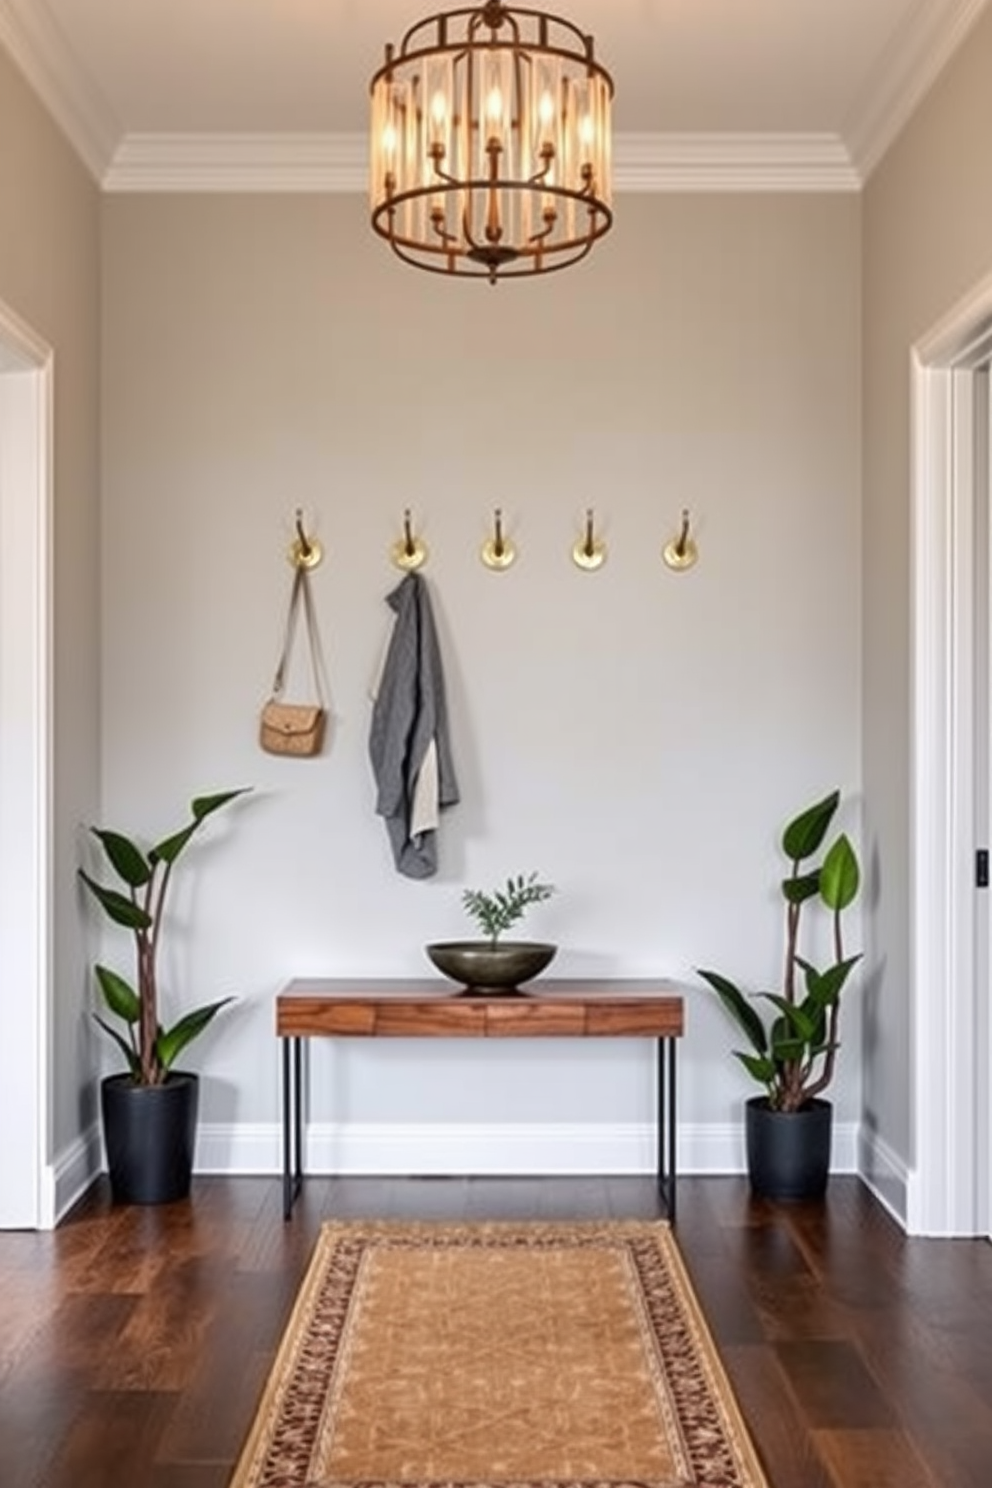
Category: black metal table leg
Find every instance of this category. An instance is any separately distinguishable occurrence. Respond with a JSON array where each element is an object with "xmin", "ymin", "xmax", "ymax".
[
  {"xmin": 666, "ymin": 1034, "xmax": 677, "ymax": 1219},
  {"xmin": 282, "ymin": 1035, "xmax": 304, "ymax": 1221},
  {"xmin": 657, "ymin": 1036, "xmax": 677, "ymax": 1221}
]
